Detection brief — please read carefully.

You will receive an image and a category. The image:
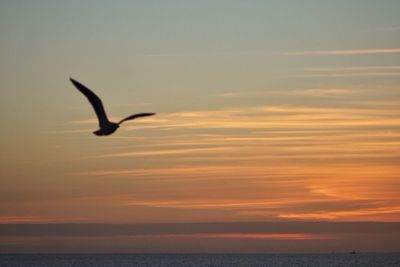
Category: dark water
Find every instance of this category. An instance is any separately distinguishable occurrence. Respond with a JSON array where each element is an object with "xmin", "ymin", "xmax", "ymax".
[{"xmin": 0, "ymin": 253, "xmax": 399, "ymax": 267}]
